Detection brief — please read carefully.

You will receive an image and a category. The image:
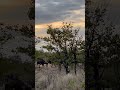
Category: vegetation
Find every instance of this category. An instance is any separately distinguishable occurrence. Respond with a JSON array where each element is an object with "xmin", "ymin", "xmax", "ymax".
[
  {"xmin": 0, "ymin": 24, "xmax": 34, "ymax": 89},
  {"xmin": 0, "ymin": 0, "xmax": 34, "ymax": 89},
  {"xmin": 35, "ymin": 66, "xmax": 85, "ymax": 90},
  {"xmin": 86, "ymin": 0, "xmax": 120, "ymax": 89},
  {"xmin": 36, "ymin": 22, "xmax": 85, "ymax": 75}
]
